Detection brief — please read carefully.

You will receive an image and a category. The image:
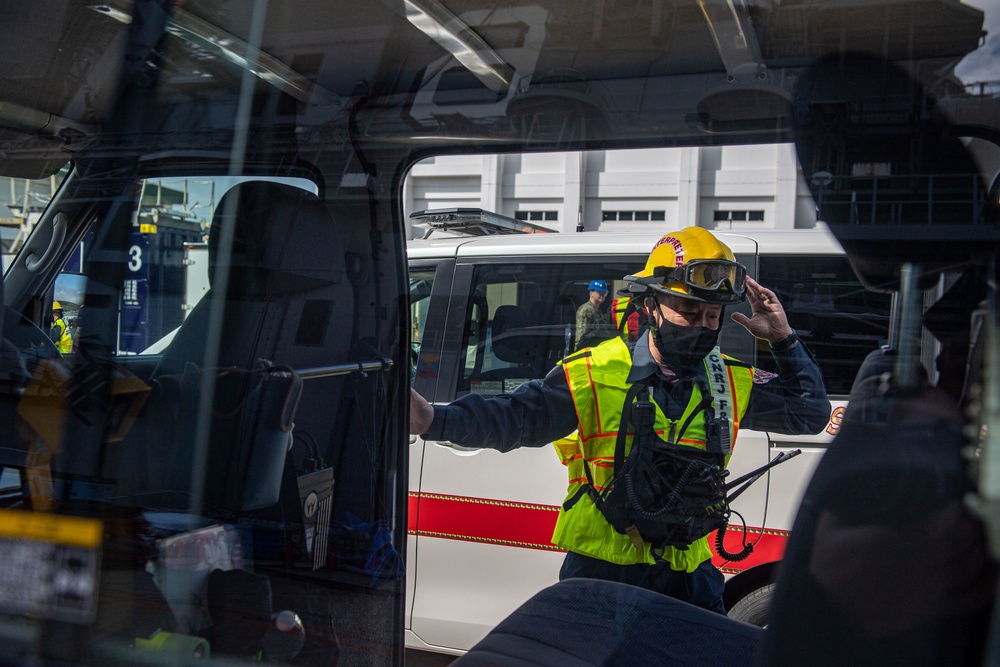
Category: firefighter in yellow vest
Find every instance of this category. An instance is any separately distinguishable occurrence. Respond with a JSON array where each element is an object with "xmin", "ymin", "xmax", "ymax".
[
  {"xmin": 410, "ymin": 227, "xmax": 830, "ymax": 614},
  {"xmin": 49, "ymin": 301, "xmax": 73, "ymax": 354}
]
